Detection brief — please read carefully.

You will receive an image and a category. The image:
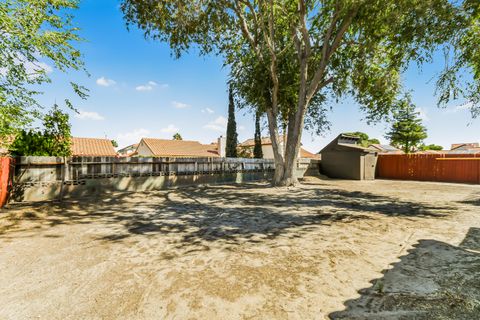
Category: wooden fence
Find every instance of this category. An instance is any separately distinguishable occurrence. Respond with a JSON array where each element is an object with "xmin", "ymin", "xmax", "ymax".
[
  {"xmin": 377, "ymin": 154, "xmax": 480, "ymax": 184},
  {"xmin": 0, "ymin": 157, "xmax": 13, "ymax": 207}
]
